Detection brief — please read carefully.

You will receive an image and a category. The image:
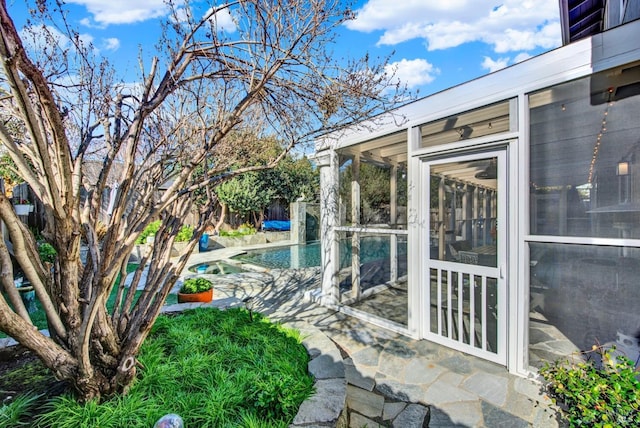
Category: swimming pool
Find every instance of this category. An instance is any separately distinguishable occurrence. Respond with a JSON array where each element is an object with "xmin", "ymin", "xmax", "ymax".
[
  {"xmin": 232, "ymin": 242, "xmax": 322, "ymax": 269},
  {"xmin": 231, "ymin": 237, "xmax": 407, "ymax": 269}
]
